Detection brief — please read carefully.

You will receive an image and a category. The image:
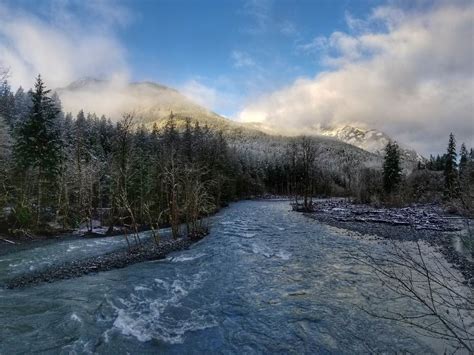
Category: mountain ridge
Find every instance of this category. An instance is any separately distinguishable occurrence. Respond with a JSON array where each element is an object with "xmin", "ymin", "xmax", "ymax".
[{"xmin": 56, "ymin": 78, "xmax": 420, "ymax": 166}]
